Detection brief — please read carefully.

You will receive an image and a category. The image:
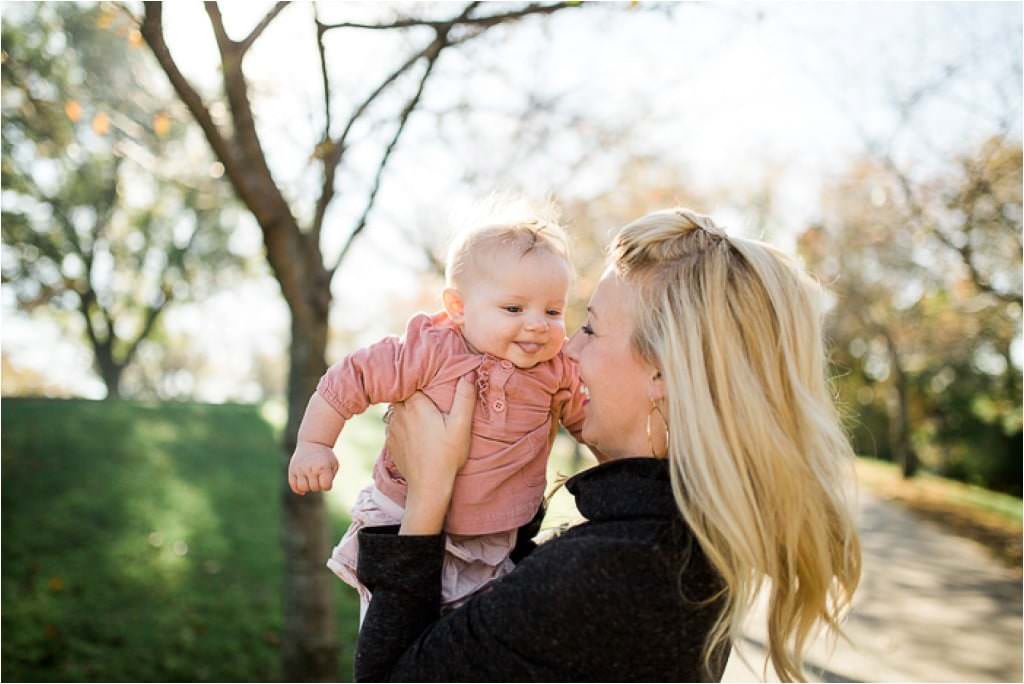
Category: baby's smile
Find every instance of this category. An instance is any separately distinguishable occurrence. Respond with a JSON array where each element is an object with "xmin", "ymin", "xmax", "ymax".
[
  {"xmin": 514, "ymin": 341, "xmax": 543, "ymax": 354},
  {"xmin": 446, "ymin": 246, "xmax": 572, "ymax": 370}
]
